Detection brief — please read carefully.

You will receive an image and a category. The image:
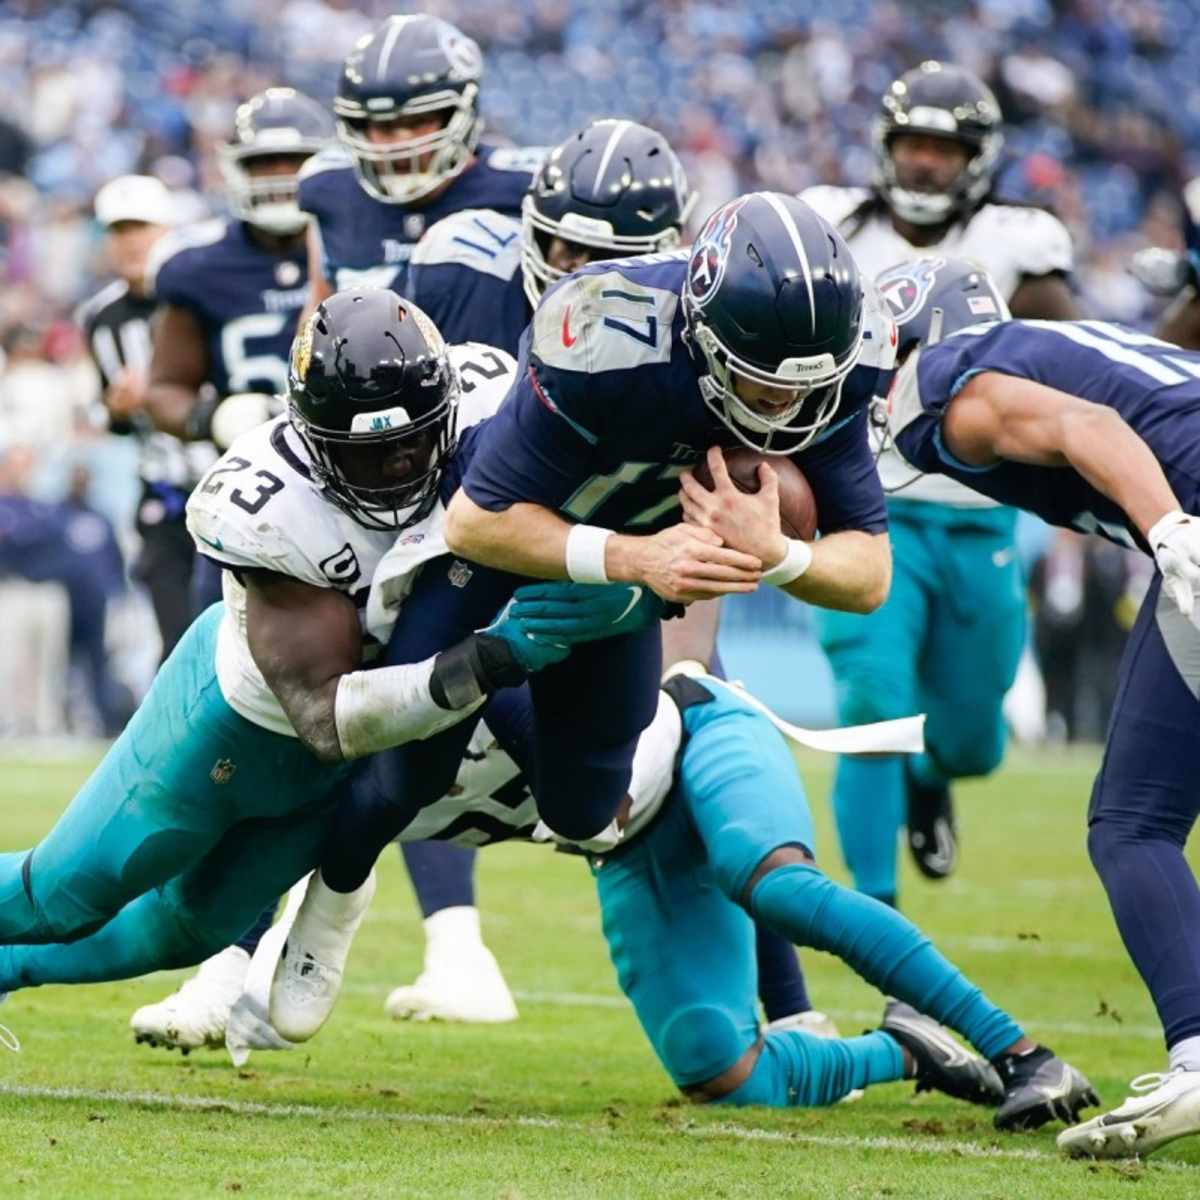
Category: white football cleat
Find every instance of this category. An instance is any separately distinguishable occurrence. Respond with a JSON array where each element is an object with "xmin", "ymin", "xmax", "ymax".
[
  {"xmin": 1057, "ymin": 1069, "xmax": 1200, "ymax": 1159},
  {"xmin": 765, "ymin": 1010, "xmax": 863, "ymax": 1102},
  {"xmin": 130, "ymin": 945, "xmax": 250, "ymax": 1053},
  {"xmin": 269, "ymin": 869, "xmax": 376, "ymax": 1042},
  {"xmin": 384, "ymin": 906, "xmax": 518, "ymax": 1024}
]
